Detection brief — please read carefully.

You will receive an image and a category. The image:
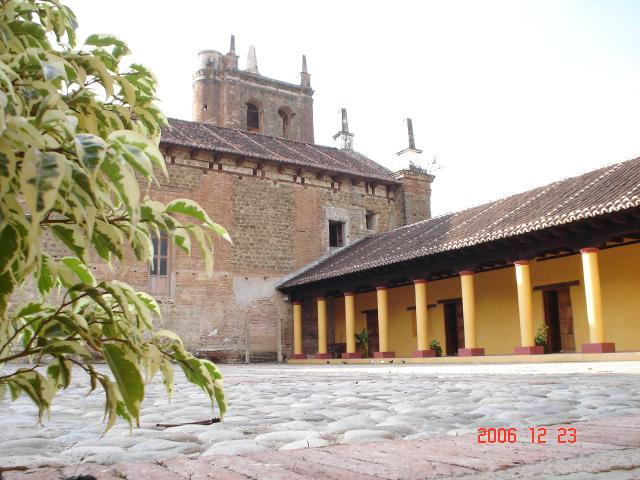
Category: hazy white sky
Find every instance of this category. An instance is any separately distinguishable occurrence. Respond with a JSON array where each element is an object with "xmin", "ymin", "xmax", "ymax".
[{"xmin": 65, "ymin": 0, "xmax": 640, "ymax": 216}]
